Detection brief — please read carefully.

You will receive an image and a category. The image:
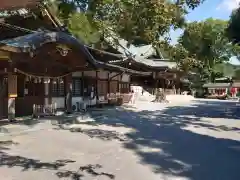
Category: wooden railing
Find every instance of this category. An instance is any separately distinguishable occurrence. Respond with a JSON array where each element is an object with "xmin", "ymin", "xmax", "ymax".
[
  {"xmin": 97, "ymin": 93, "xmax": 132, "ymax": 106},
  {"xmin": 32, "ymin": 103, "xmax": 57, "ymax": 117}
]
